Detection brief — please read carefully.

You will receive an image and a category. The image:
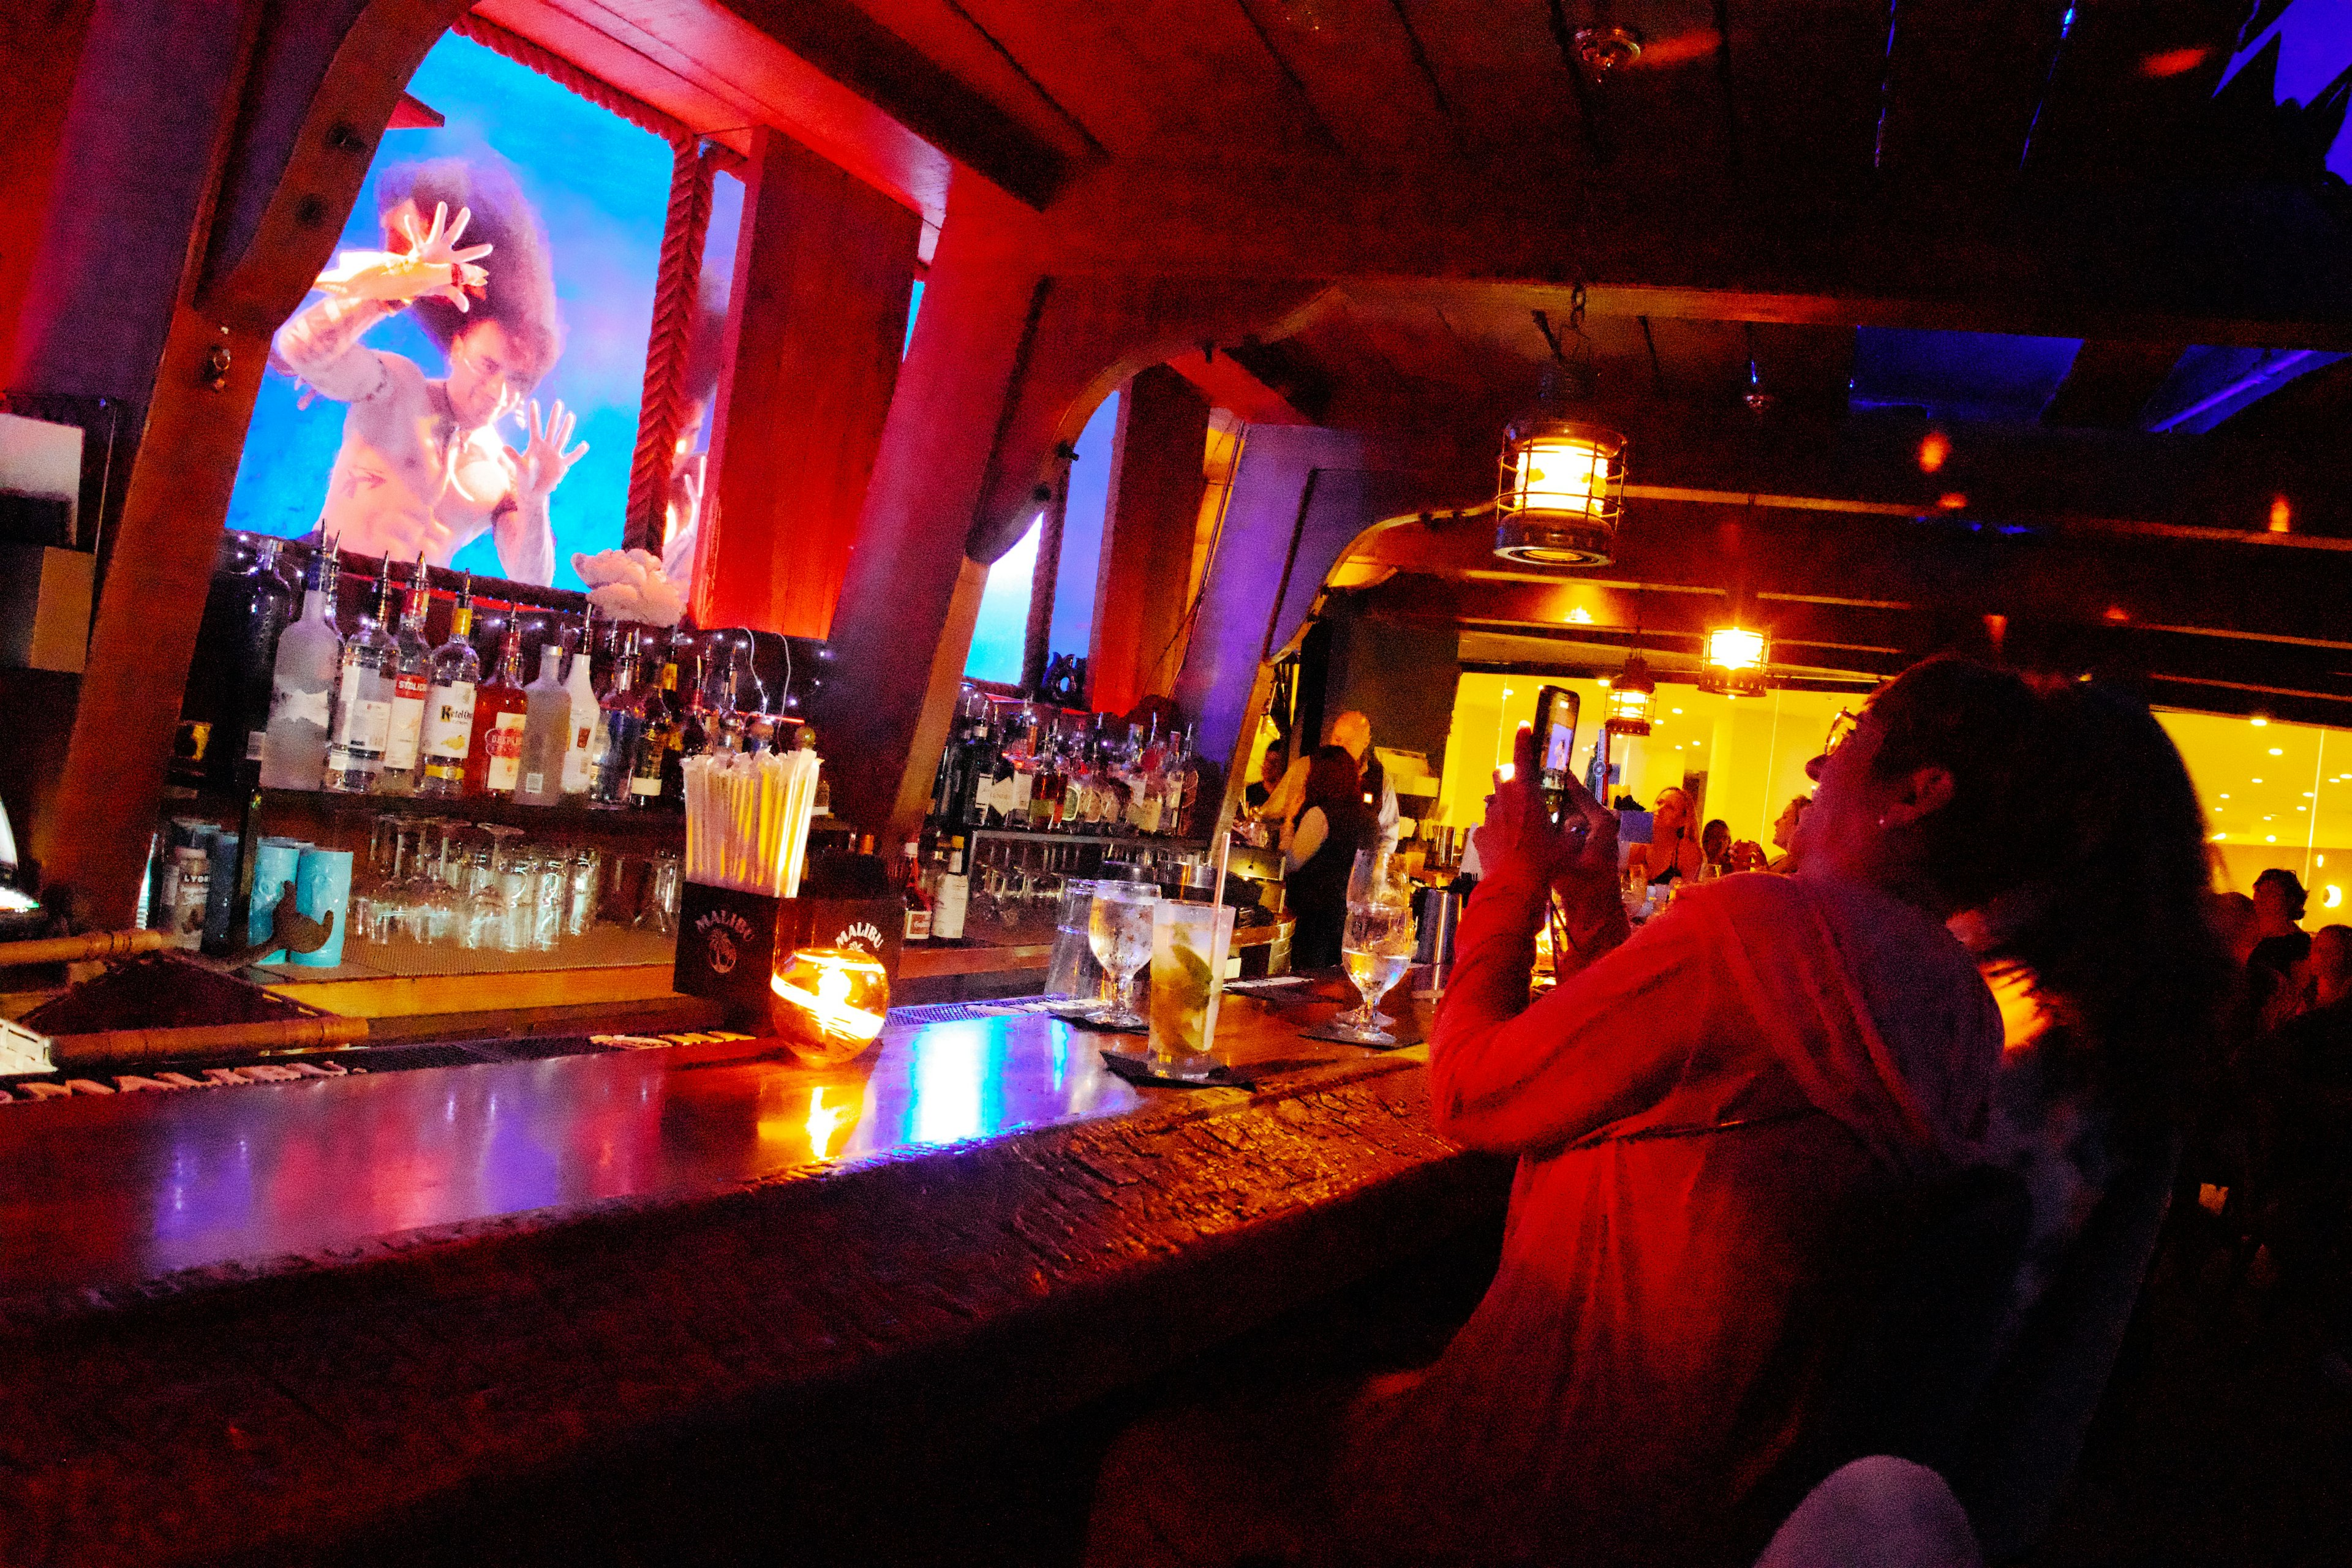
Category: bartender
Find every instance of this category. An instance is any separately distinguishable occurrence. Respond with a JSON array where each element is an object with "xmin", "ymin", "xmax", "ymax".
[
  {"xmin": 1327, "ymin": 710, "xmax": 1401, "ymax": 850},
  {"xmin": 1281, "ymin": 747, "xmax": 1375, "ymax": 968}
]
